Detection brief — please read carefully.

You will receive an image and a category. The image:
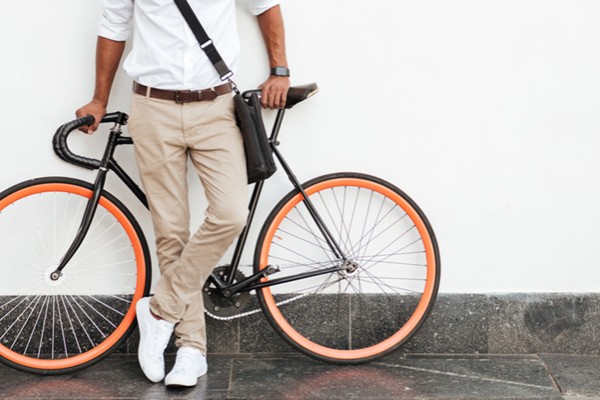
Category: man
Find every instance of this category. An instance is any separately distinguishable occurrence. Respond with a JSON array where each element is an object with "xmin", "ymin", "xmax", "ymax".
[{"xmin": 75, "ymin": 0, "xmax": 290, "ymax": 388}]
